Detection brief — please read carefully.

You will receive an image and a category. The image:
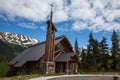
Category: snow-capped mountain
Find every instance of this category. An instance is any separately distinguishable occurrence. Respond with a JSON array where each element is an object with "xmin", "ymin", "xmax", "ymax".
[{"xmin": 0, "ymin": 32, "xmax": 38, "ymax": 47}]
